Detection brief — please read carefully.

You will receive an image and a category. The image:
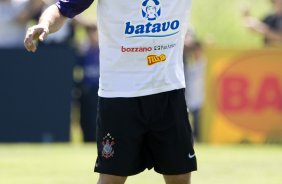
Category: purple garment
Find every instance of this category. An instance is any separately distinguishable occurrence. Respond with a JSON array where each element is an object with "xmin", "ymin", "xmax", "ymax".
[
  {"xmin": 56, "ymin": 0, "xmax": 94, "ymax": 18},
  {"xmin": 262, "ymin": 14, "xmax": 282, "ymax": 45},
  {"xmin": 81, "ymin": 46, "xmax": 100, "ymax": 86}
]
